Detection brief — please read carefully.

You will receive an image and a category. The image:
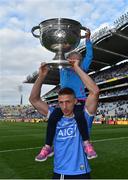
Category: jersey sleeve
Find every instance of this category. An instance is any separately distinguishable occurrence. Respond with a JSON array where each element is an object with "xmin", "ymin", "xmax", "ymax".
[
  {"xmin": 46, "ymin": 106, "xmax": 55, "ymax": 119},
  {"xmin": 81, "ymin": 39, "xmax": 93, "ymax": 72}
]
